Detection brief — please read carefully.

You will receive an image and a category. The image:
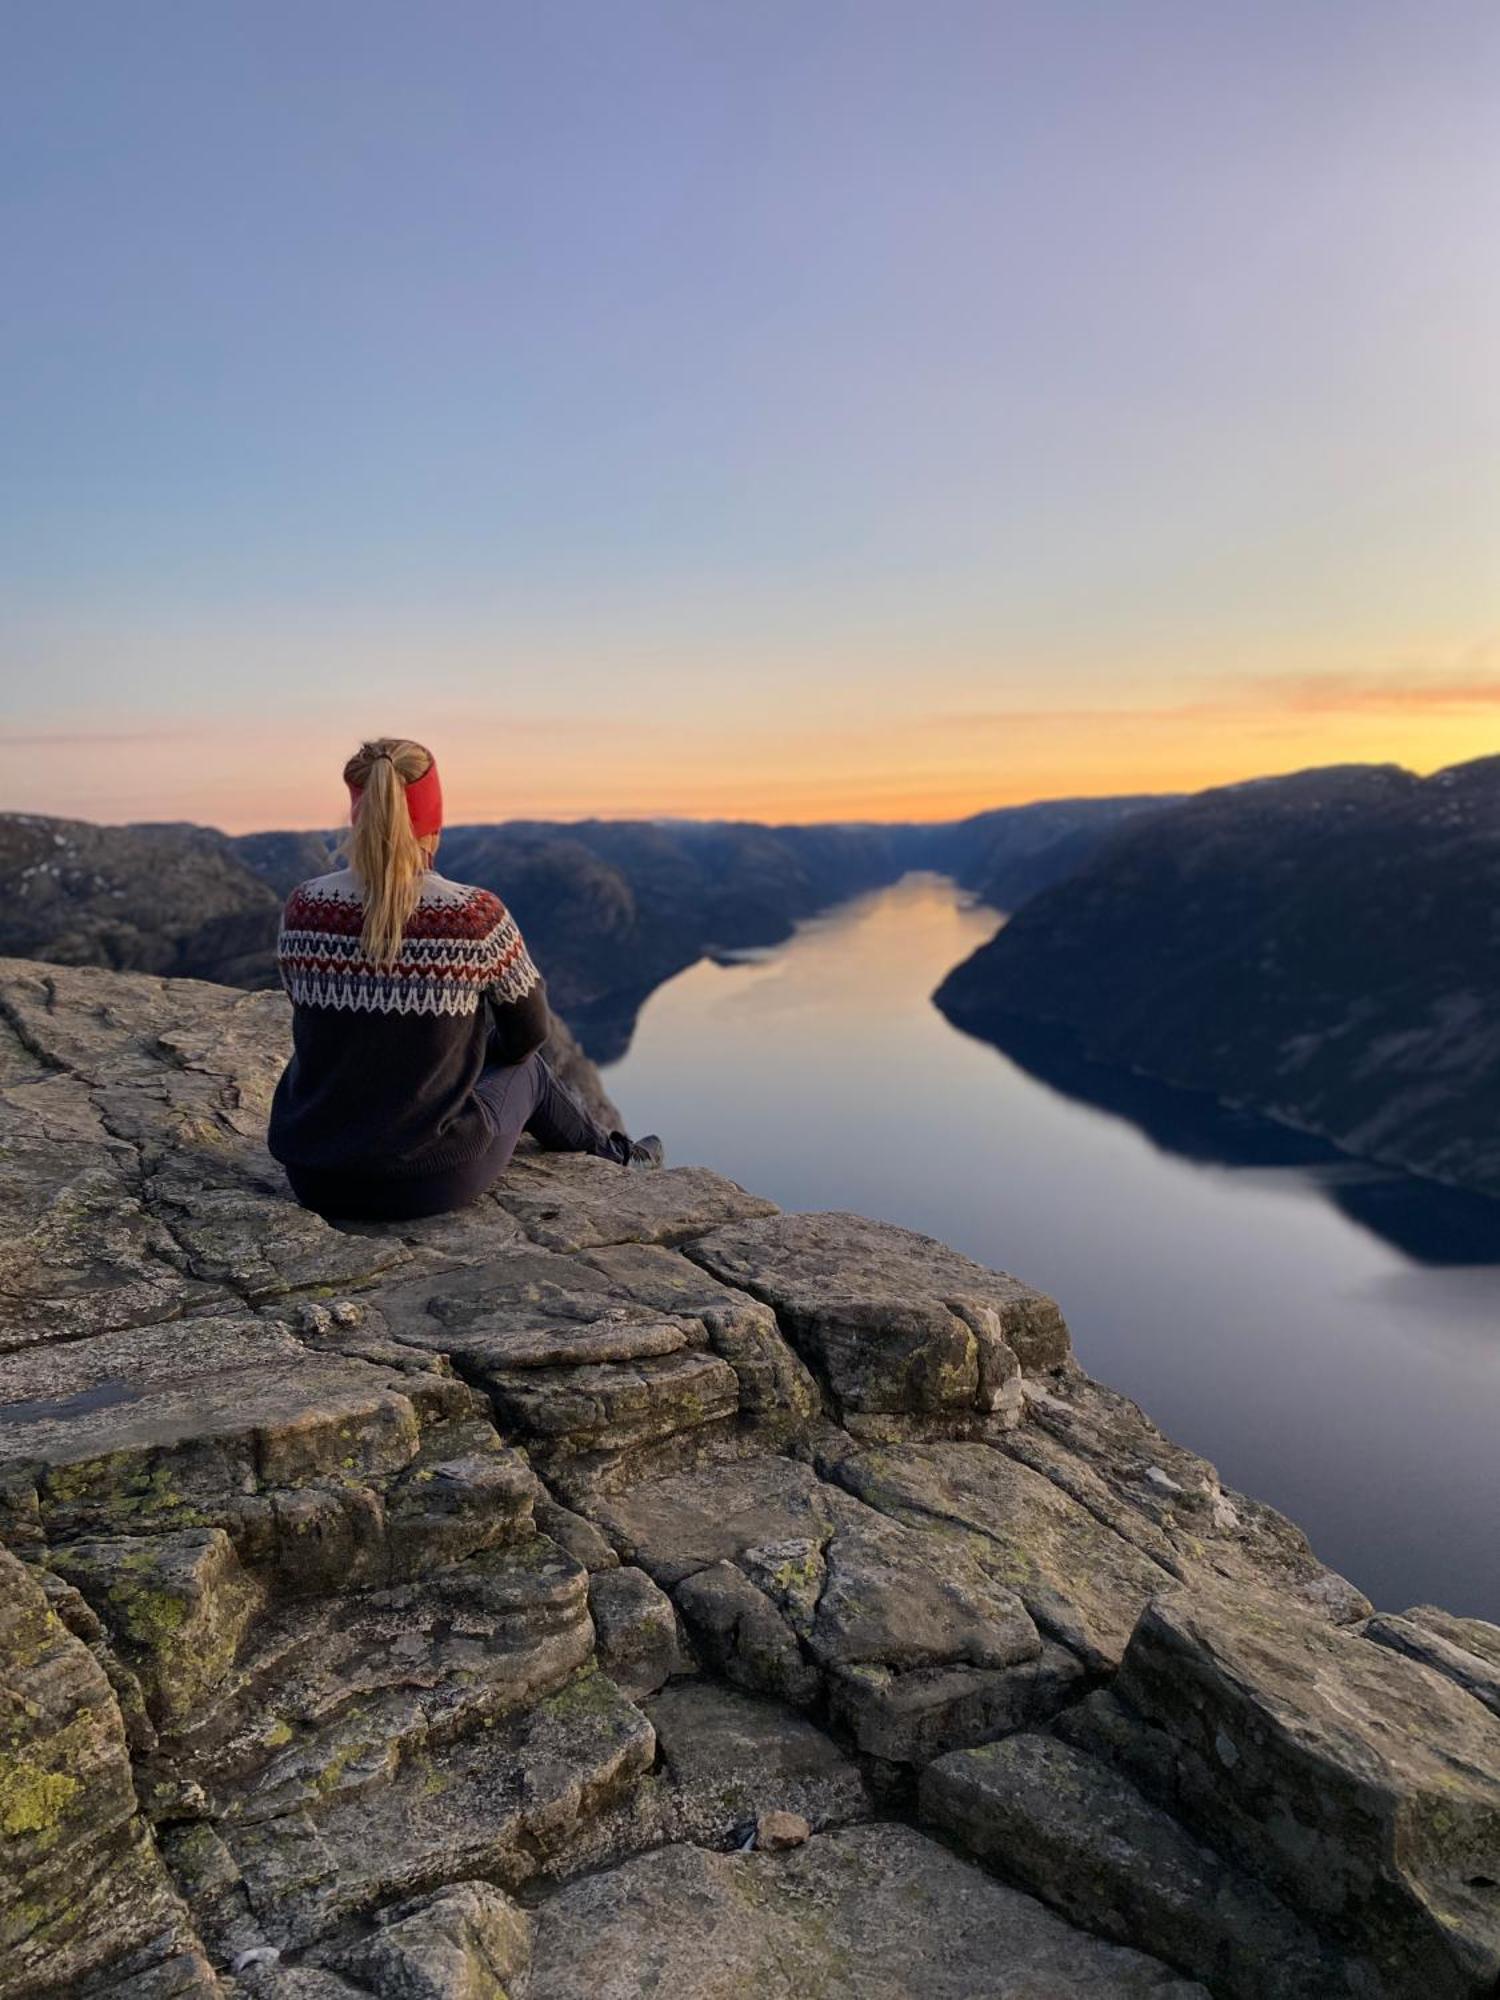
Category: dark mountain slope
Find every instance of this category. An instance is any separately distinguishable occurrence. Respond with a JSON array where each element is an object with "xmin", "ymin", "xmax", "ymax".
[
  {"xmin": 0, "ymin": 813, "xmax": 284, "ymax": 986},
  {"xmin": 230, "ymin": 827, "xmax": 339, "ymax": 895},
  {"xmin": 0, "ymin": 792, "xmax": 1174, "ymax": 1059},
  {"xmin": 920, "ymin": 794, "xmax": 1177, "ymax": 909},
  {"xmin": 935, "ymin": 756, "xmax": 1500, "ymax": 1198},
  {"xmin": 431, "ymin": 802, "xmax": 1174, "ymax": 1056}
]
